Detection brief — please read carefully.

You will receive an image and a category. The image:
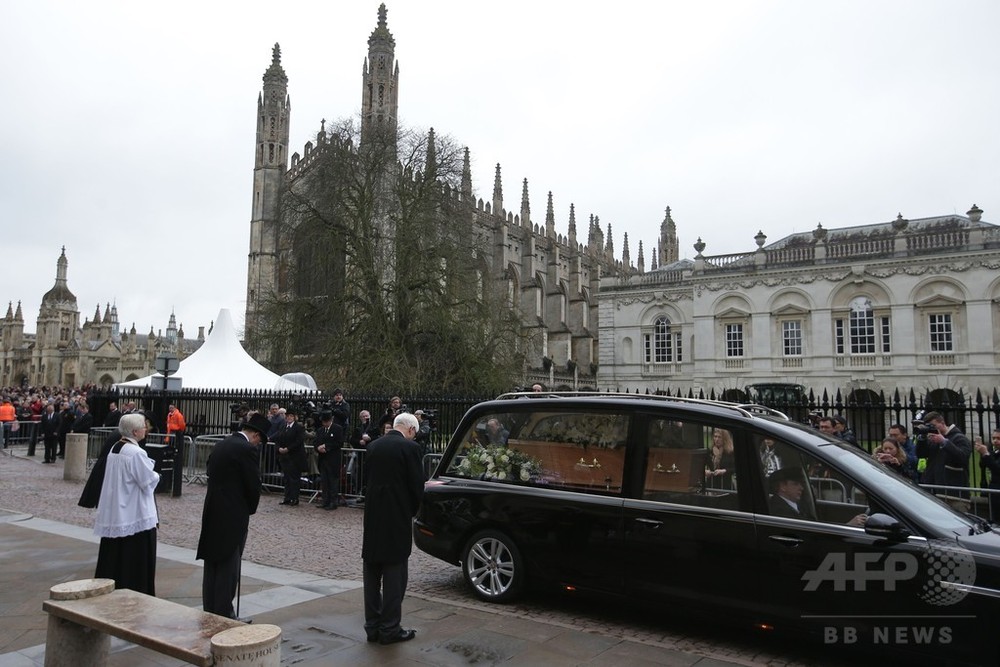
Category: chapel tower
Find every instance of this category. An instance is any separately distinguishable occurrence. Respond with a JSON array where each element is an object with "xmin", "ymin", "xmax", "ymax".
[
  {"xmin": 35, "ymin": 247, "xmax": 80, "ymax": 385},
  {"xmin": 360, "ymin": 3, "xmax": 399, "ymax": 146},
  {"xmin": 659, "ymin": 207, "xmax": 680, "ymax": 266},
  {"xmin": 246, "ymin": 43, "xmax": 291, "ymax": 349}
]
